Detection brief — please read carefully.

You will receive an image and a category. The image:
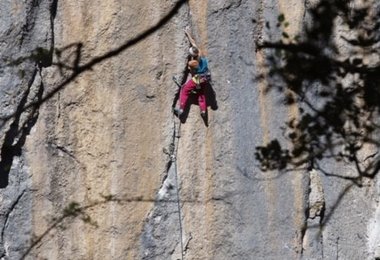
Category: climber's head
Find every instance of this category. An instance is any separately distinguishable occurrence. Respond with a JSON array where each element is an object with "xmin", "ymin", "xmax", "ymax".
[
  {"xmin": 189, "ymin": 47, "xmax": 200, "ymax": 57},
  {"xmin": 188, "ymin": 60, "xmax": 199, "ymax": 70}
]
